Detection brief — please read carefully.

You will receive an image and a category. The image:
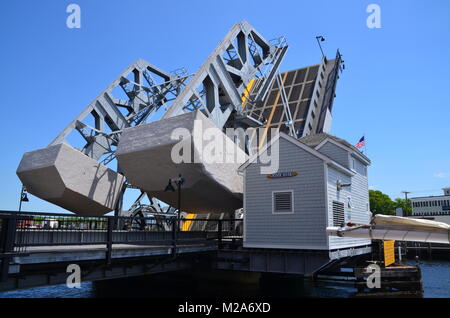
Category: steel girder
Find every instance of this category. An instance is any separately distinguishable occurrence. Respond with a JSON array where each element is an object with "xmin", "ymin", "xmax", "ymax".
[
  {"xmin": 48, "ymin": 21, "xmax": 287, "ymax": 164},
  {"xmin": 49, "ymin": 59, "xmax": 191, "ymax": 165},
  {"xmin": 162, "ymin": 21, "xmax": 288, "ymax": 130}
]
